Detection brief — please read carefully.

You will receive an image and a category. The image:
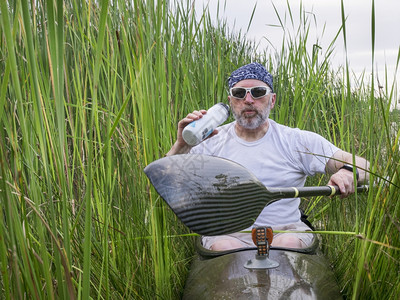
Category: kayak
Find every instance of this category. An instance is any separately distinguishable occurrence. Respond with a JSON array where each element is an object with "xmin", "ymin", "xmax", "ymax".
[{"xmin": 182, "ymin": 237, "xmax": 343, "ymax": 300}]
